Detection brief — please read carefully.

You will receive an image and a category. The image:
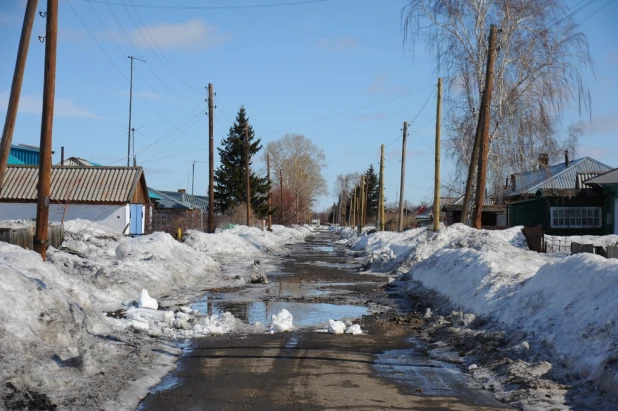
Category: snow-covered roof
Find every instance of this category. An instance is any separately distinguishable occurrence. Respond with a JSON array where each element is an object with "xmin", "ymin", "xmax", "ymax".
[
  {"xmin": 0, "ymin": 165, "xmax": 148, "ymax": 204},
  {"xmin": 504, "ymin": 157, "xmax": 612, "ymax": 198}
]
